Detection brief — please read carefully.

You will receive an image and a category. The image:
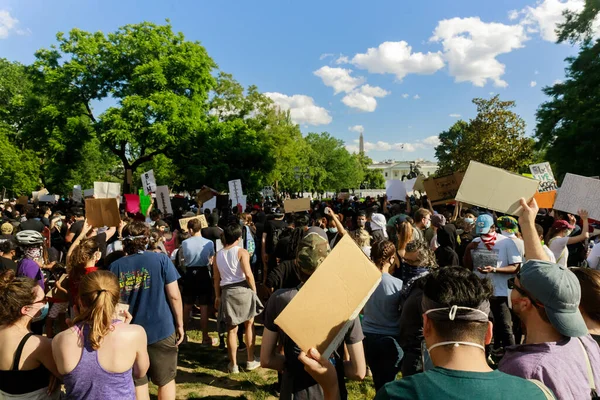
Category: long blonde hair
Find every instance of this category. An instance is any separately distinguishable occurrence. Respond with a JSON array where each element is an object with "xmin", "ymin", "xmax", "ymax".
[{"xmin": 72, "ymin": 271, "xmax": 120, "ymax": 350}]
